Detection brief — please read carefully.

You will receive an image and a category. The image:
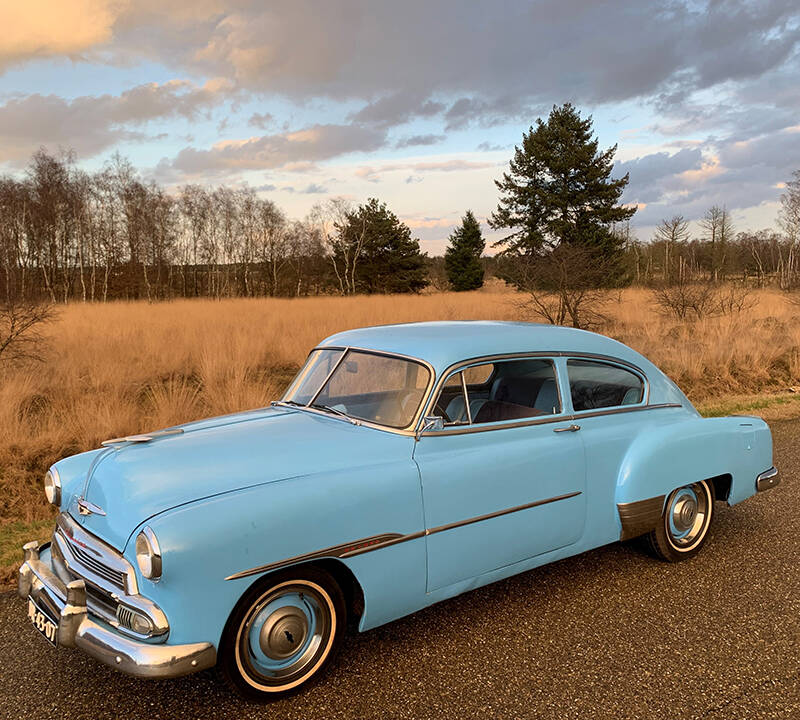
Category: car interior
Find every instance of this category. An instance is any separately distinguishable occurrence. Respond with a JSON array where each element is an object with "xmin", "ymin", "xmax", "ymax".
[{"xmin": 434, "ymin": 359, "xmax": 561, "ymax": 425}]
